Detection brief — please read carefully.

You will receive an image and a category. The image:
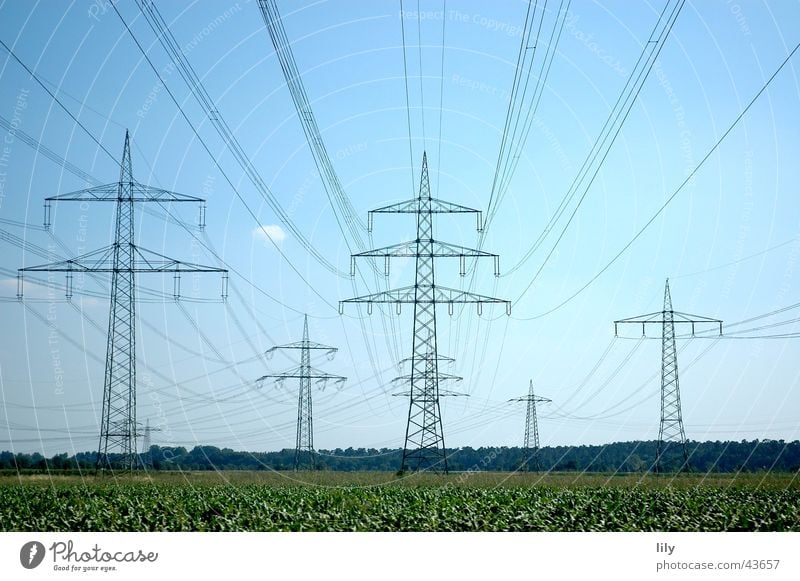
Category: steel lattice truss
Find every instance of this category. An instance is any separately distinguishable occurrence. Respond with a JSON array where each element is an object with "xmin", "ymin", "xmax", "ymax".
[
  {"xmin": 614, "ymin": 279, "xmax": 723, "ymax": 473},
  {"xmin": 340, "ymin": 152, "xmax": 510, "ymax": 473},
  {"xmin": 509, "ymin": 380, "xmax": 551, "ymax": 472},
  {"xmin": 18, "ymin": 131, "xmax": 227, "ymax": 472},
  {"xmin": 256, "ymin": 315, "xmax": 346, "ymax": 470}
]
